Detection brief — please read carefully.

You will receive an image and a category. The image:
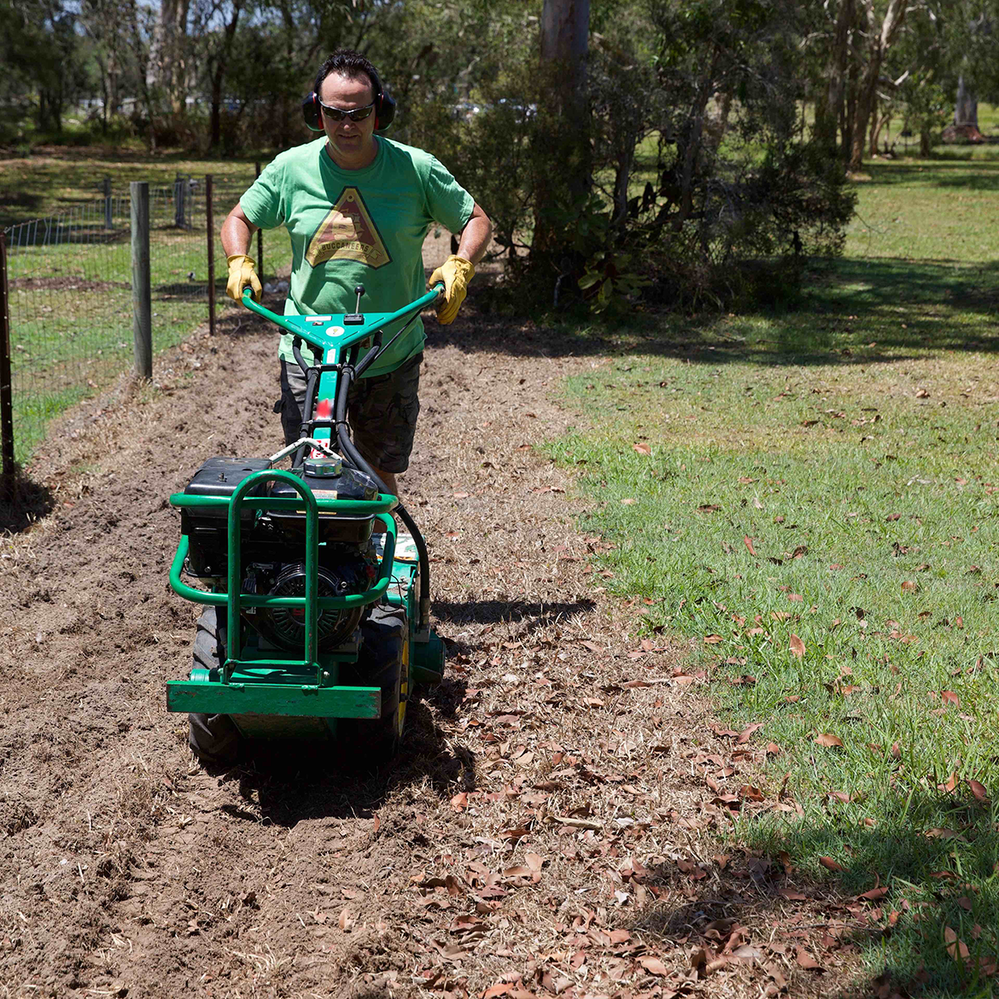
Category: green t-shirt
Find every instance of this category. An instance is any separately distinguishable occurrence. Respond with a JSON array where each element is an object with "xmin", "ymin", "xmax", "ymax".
[{"xmin": 239, "ymin": 136, "xmax": 475, "ymax": 377}]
